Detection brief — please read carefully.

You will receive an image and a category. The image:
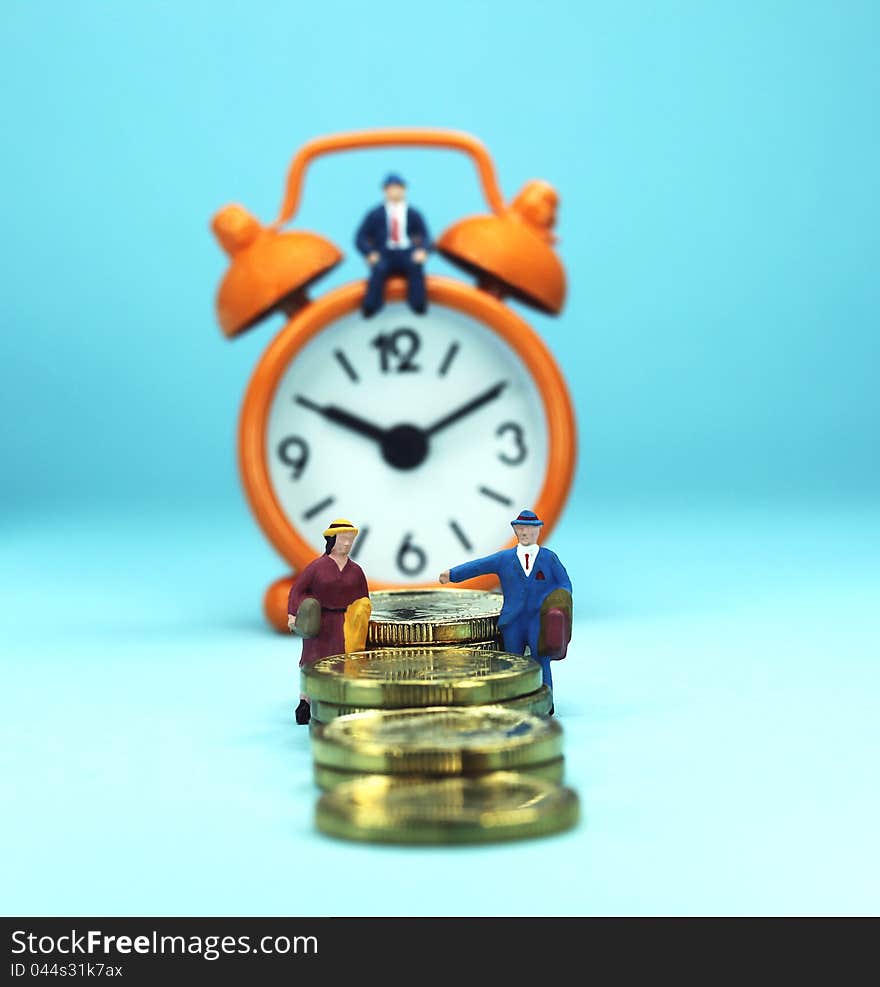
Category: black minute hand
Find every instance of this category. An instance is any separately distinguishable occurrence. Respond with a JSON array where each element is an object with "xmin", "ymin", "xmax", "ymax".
[
  {"xmin": 294, "ymin": 395, "xmax": 386, "ymax": 442},
  {"xmin": 425, "ymin": 381, "xmax": 508, "ymax": 436}
]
